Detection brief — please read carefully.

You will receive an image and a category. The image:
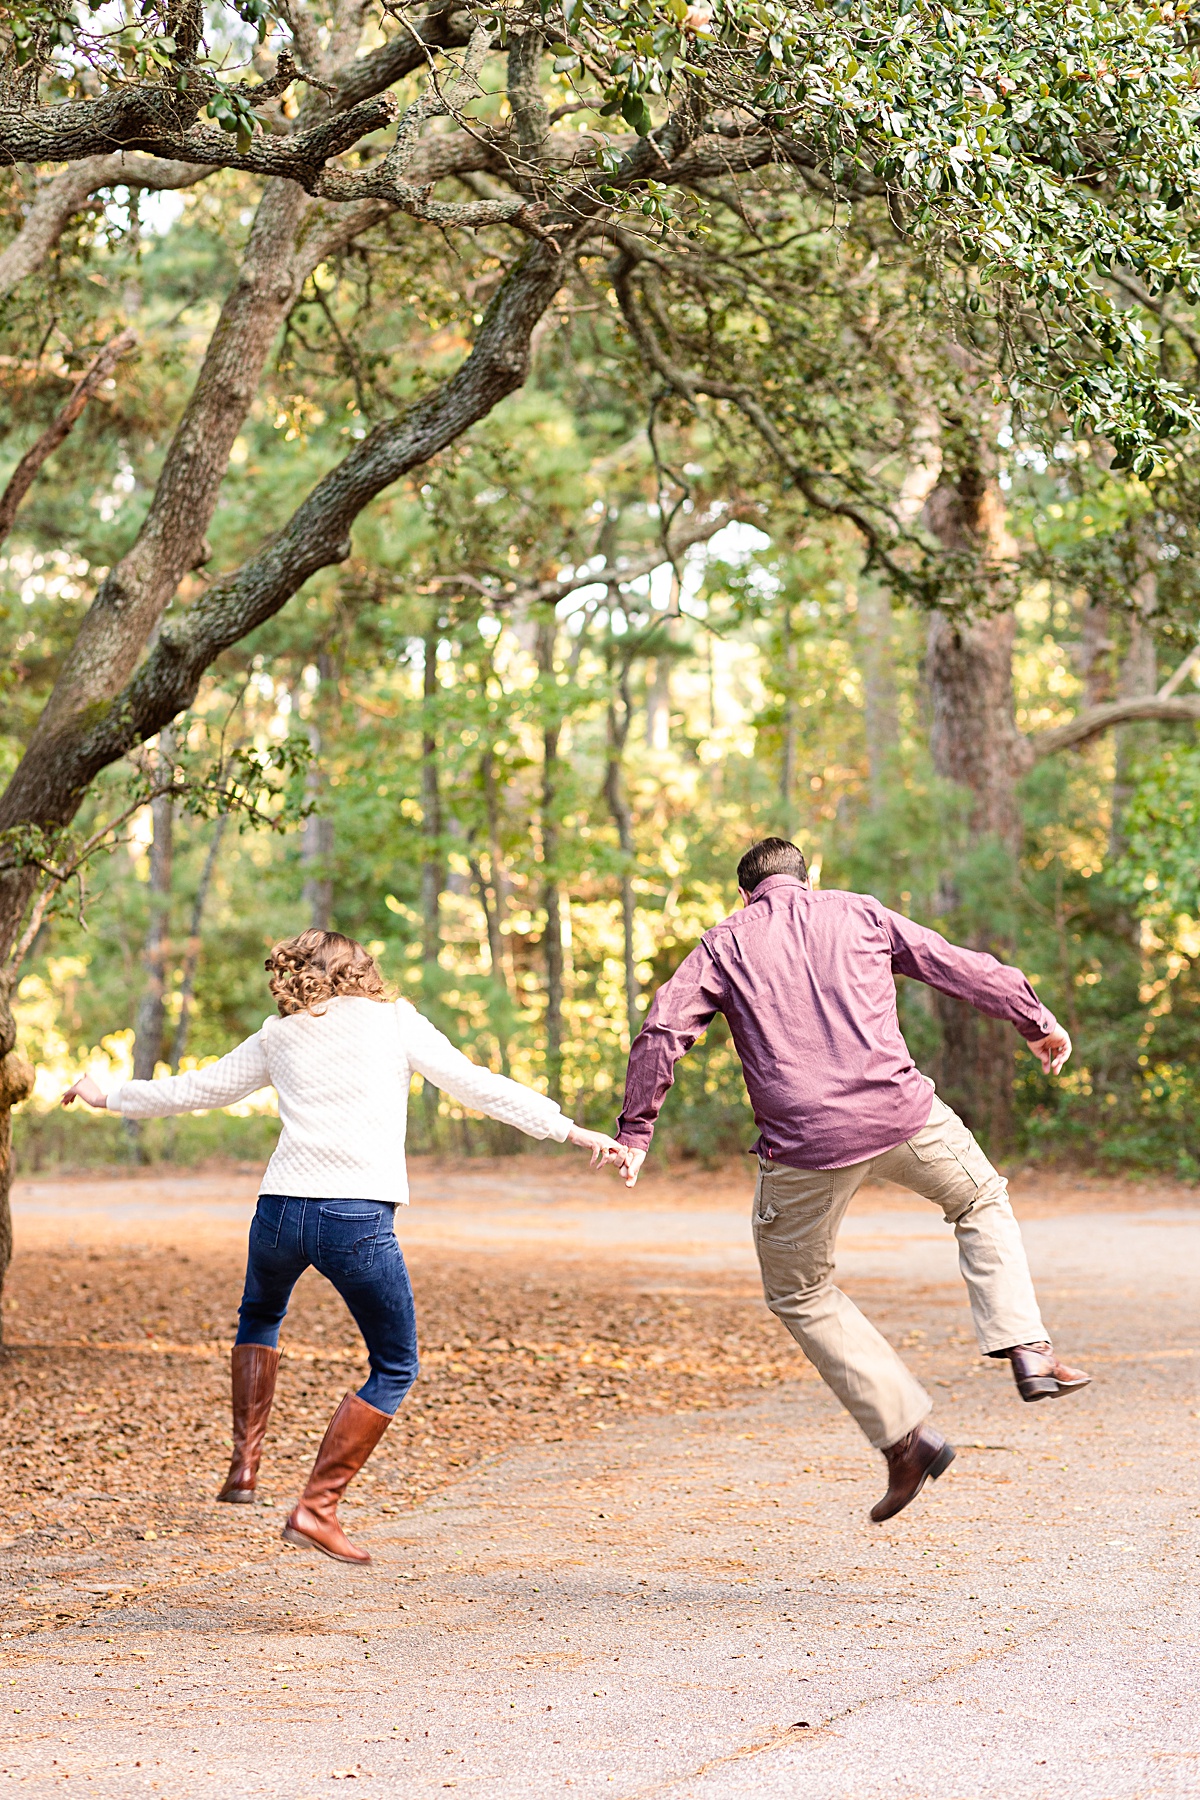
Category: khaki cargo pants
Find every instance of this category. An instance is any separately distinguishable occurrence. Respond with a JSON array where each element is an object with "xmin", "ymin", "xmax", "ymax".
[{"xmin": 753, "ymin": 1096, "xmax": 1046, "ymax": 1449}]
